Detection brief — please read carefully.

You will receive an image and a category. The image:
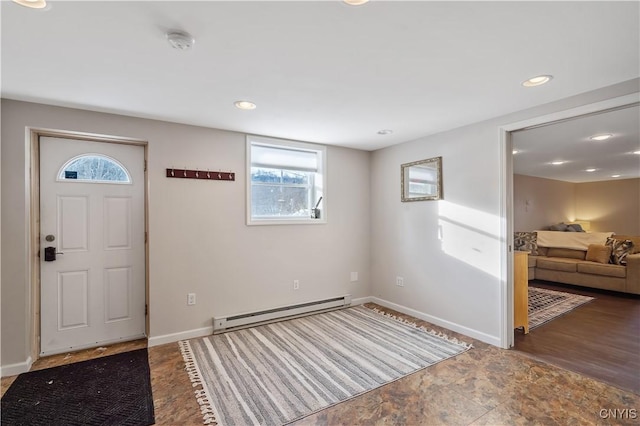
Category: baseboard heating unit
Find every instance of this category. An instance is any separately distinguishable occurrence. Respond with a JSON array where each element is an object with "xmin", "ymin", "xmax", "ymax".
[{"xmin": 213, "ymin": 294, "xmax": 352, "ymax": 333}]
